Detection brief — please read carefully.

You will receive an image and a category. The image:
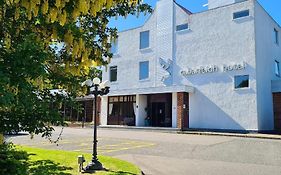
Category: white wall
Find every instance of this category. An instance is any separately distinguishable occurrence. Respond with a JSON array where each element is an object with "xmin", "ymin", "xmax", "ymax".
[
  {"xmin": 175, "ymin": 0, "xmax": 258, "ymax": 130},
  {"xmin": 208, "ymin": 0, "xmax": 247, "ymax": 9},
  {"xmin": 102, "ymin": 0, "xmax": 183, "ymax": 93},
  {"xmin": 101, "ymin": 0, "xmax": 280, "ymax": 131},
  {"xmin": 254, "ymin": 1, "xmax": 281, "ymax": 130},
  {"xmin": 102, "ymin": 3, "xmax": 157, "ymax": 91}
]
